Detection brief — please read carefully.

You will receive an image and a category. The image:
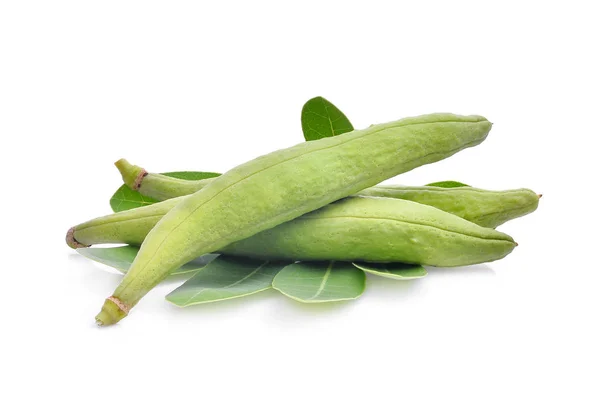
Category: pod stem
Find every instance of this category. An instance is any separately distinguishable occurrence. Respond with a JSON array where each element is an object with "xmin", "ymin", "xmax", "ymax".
[
  {"xmin": 95, "ymin": 296, "xmax": 129, "ymax": 326},
  {"xmin": 66, "ymin": 227, "xmax": 90, "ymax": 249},
  {"xmin": 115, "ymin": 158, "xmax": 147, "ymax": 190}
]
